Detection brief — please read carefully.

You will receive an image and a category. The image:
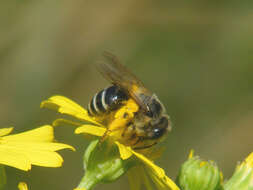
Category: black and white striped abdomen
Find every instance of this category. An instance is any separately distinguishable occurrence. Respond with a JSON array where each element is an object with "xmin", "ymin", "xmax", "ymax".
[{"xmin": 88, "ymin": 85, "xmax": 129, "ymax": 116}]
